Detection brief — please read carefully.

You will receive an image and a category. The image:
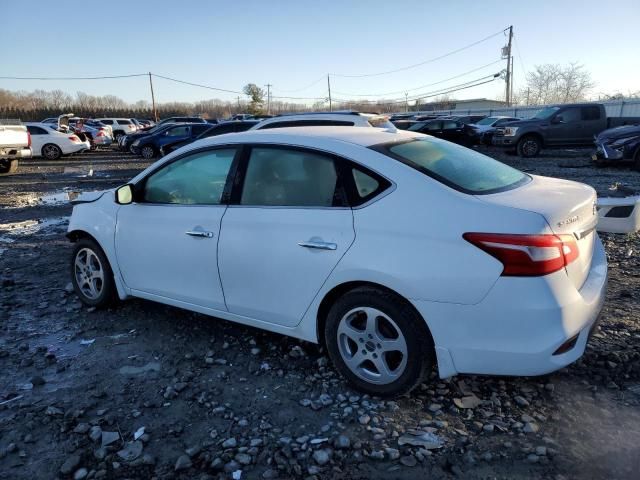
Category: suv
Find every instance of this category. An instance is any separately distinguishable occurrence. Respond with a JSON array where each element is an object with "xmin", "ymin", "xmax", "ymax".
[
  {"xmin": 156, "ymin": 117, "xmax": 208, "ymax": 127},
  {"xmin": 251, "ymin": 111, "xmax": 394, "ymax": 130},
  {"xmin": 131, "ymin": 123, "xmax": 212, "ymax": 159},
  {"xmin": 95, "ymin": 118, "xmax": 137, "ymax": 140}
]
